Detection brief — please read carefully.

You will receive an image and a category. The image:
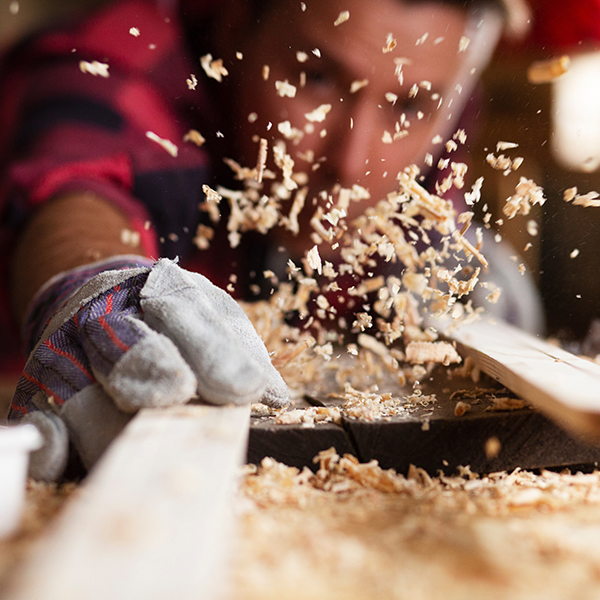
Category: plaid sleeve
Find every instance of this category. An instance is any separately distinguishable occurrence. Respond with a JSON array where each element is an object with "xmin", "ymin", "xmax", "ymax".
[
  {"xmin": 0, "ymin": 0, "xmax": 214, "ymax": 372},
  {"xmin": 0, "ymin": 0, "xmax": 212, "ymax": 262}
]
